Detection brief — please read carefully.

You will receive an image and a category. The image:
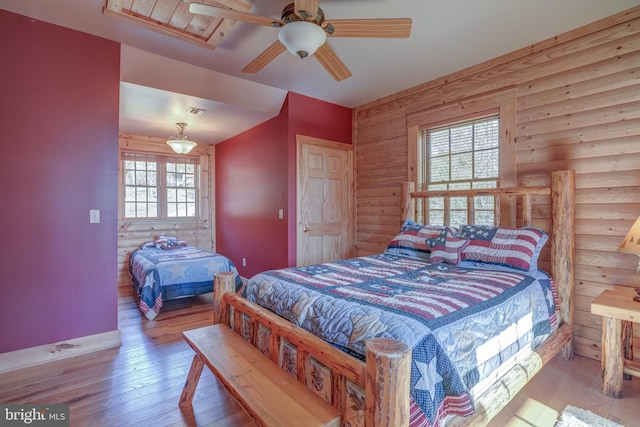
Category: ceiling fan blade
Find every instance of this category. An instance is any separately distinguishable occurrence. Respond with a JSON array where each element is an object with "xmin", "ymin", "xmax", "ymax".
[
  {"xmin": 326, "ymin": 18, "xmax": 412, "ymax": 38},
  {"xmin": 242, "ymin": 41, "xmax": 287, "ymax": 74},
  {"xmin": 294, "ymin": 0, "xmax": 320, "ymax": 20},
  {"xmin": 314, "ymin": 43, "xmax": 352, "ymax": 82},
  {"xmin": 189, "ymin": 3, "xmax": 282, "ymax": 27}
]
